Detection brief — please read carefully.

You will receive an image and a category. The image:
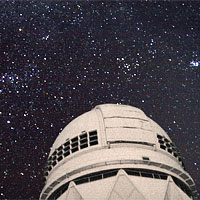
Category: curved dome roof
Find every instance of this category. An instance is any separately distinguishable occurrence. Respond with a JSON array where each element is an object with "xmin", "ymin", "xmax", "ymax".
[{"xmin": 50, "ymin": 104, "xmax": 170, "ymax": 155}]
